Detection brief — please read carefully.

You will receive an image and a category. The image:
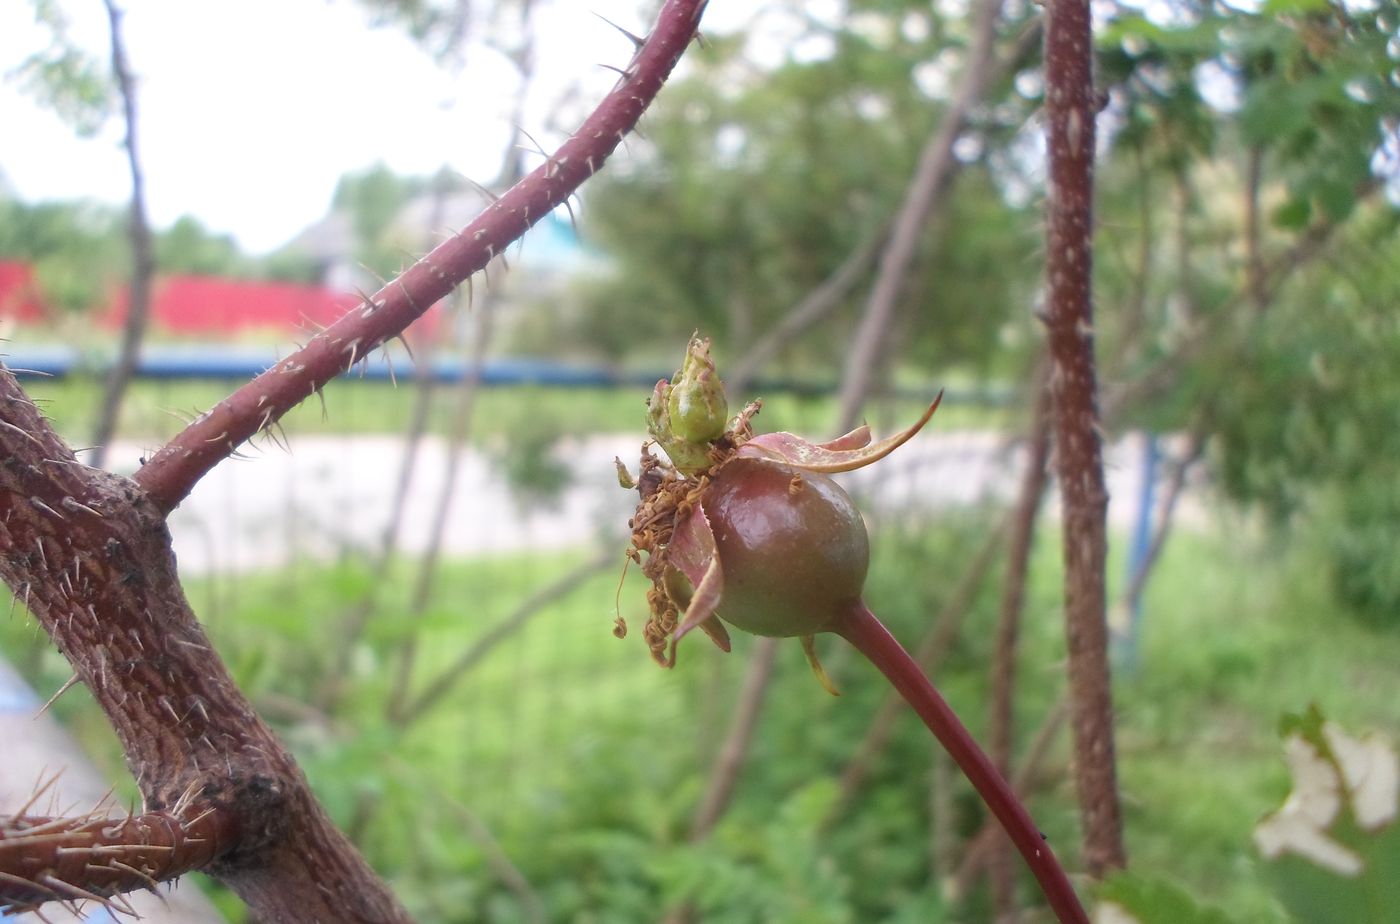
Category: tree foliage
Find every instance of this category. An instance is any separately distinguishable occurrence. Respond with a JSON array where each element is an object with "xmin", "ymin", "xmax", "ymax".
[{"xmin": 572, "ymin": 2, "xmax": 1041, "ymax": 375}]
